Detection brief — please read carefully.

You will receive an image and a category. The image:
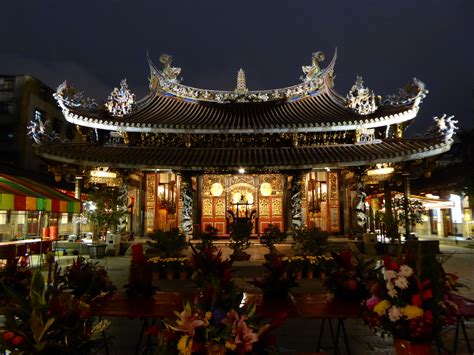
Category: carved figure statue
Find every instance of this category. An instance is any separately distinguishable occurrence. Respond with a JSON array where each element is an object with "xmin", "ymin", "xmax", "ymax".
[
  {"xmin": 384, "ymin": 78, "xmax": 428, "ymax": 106},
  {"xmin": 27, "ymin": 114, "xmax": 62, "ymax": 145},
  {"xmin": 301, "ymin": 51, "xmax": 325, "ymax": 82},
  {"xmin": 346, "ymin": 76, "xmax": 378, "ymax": 115},
  {"xmin": 355, "ymin": 126, "xmax": 376, "ymax": 143},
  {"xmin": 159, "ymin": 54, "xmax": 182, "ymax": 83}
]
